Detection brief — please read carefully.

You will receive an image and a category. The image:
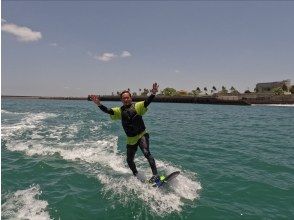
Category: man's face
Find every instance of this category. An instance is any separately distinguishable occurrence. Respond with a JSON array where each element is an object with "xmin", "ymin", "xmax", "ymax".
[{"xmin": 121, "ymin": 92, "xmax": 132, "ymax": 106}]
